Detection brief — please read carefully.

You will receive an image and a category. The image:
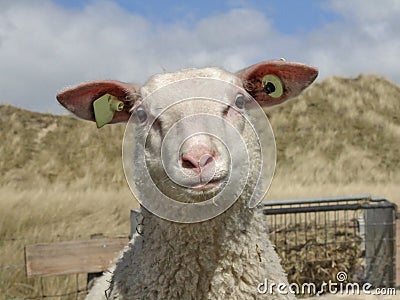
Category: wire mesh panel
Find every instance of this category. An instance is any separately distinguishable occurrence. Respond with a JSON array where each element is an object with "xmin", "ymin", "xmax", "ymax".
[{"xmin": 262, "ymin": 195, "xmax": 396, "ymax": 290}]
